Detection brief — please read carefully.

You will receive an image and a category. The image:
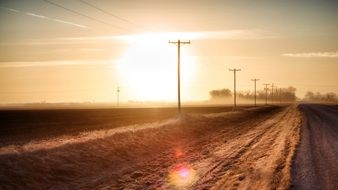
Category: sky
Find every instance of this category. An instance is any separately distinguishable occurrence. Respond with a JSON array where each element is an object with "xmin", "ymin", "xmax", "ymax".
[{"xmin": 0, "ymin": 0, "xmax": 337, "ymax": 104}]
